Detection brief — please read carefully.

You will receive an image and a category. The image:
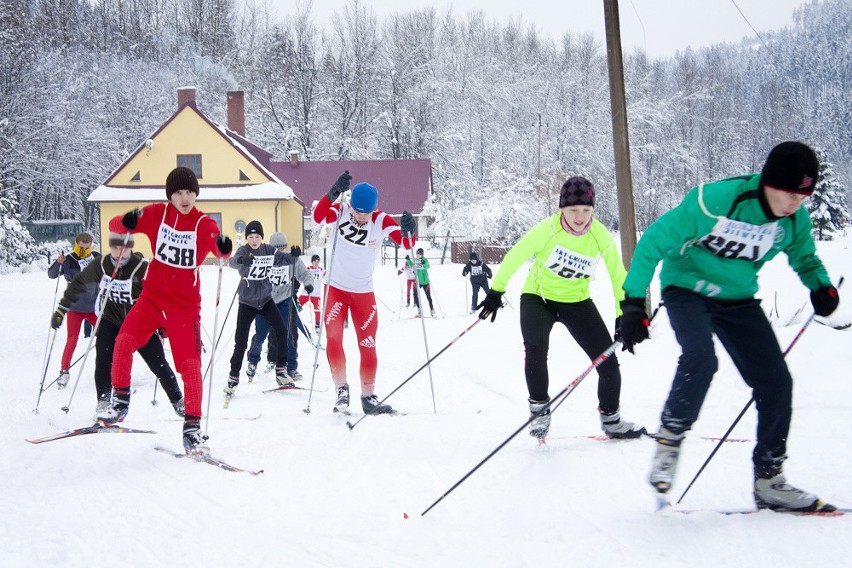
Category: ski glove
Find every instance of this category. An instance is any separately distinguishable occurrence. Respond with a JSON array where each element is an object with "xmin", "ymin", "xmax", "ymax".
[
  {"xmin": 122, "ymin": 208, "xmax": 142, "ymax": 230},
  {"xmin": 811, "ymin": 285, "xmax": 839, "ymax": 317},
  {"xmin": 237, "ymin": 253, "xmax": 254, "ymax": 265},
  {"xmin": 613, "ymin": 316, "xmax": 624, "ymax": 345},
  {"xmin": 216, "ymin": 235, "xmax": 233, "ymax": 256},
  {"xmin": 51, "ymin": 304, "xmax": 69, "ymax": 330},
  {"xmin": 400, "ymin": 211, "xmax": 416, "ymax": 237},
  {"xmin": 618, "ymin": 298, "xmax": 650, "ymax": 353},
  {"xmin": 304, "ymin": 284, "xmax": 314, "ymax": 295},
  {"xmin": 477, "ymin": 290, "xmax": 504, "ymax": 322},
  {"xmin": 290, "ymin": 245, "xmax": 302, "ymax": 258},
  {"xmin": 327, "ymin": 170, "xmax": 351, "ymax": 202}
]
